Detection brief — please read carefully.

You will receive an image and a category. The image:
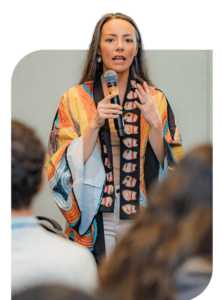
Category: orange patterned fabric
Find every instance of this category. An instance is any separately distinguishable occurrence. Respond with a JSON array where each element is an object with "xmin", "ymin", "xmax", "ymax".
[{"xmin": 45, "ymin": 81, "xmax": 184, "ymax": 250}]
